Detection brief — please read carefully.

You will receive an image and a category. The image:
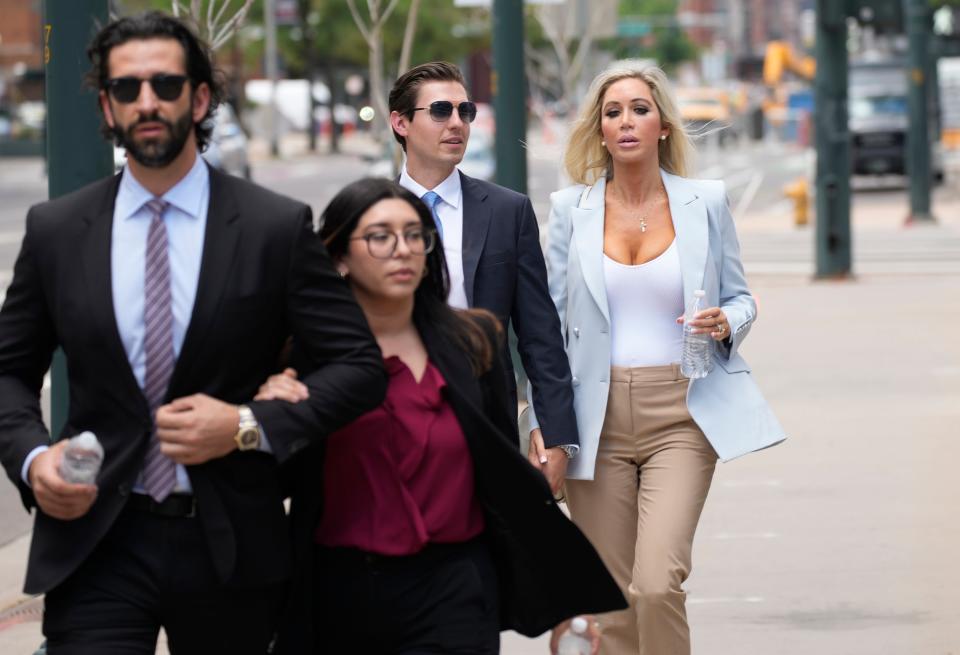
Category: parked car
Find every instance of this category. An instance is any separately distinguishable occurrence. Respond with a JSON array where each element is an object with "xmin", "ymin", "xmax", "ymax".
[{"xmin": 115, "ymin": 103, "xmax": 250, "ymax": 178}]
